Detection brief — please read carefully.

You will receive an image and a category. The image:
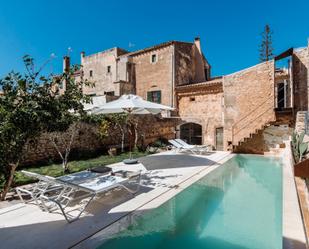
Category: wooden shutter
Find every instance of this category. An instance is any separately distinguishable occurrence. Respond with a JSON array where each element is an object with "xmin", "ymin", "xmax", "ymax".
[
  {"xmin": 147, "ymin": 91, "xmax": 152, "ymax": 101},
  {"xmin": 157, "ymin": 91, "xmax": 161, "ymax": 103}
]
